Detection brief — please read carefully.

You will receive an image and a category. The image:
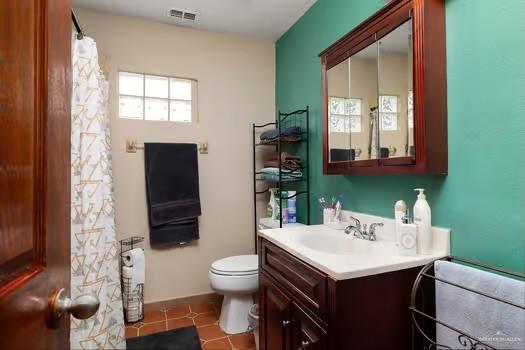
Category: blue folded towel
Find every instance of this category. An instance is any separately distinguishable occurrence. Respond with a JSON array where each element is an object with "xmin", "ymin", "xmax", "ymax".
[
  {"xmin": 260, "ymin": 167, "xmax": 302, "ymax": 182},
  {"xmin": 260, "ymin": 127, "xmax": 301, "ymax": 141}
]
